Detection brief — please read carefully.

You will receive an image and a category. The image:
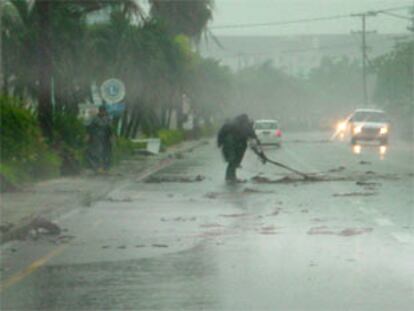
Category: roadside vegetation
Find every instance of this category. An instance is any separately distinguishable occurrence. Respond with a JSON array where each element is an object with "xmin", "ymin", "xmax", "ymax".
[{"xmin": 0, "ymin": 0, "xmax": 221, "ymax": 189}]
